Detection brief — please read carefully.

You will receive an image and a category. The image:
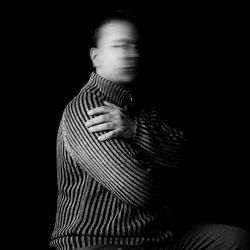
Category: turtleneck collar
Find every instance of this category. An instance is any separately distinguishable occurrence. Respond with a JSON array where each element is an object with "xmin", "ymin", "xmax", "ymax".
[{"xmin": 86, "ymin": 72, "xmax": 134, "ymax": 111}]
